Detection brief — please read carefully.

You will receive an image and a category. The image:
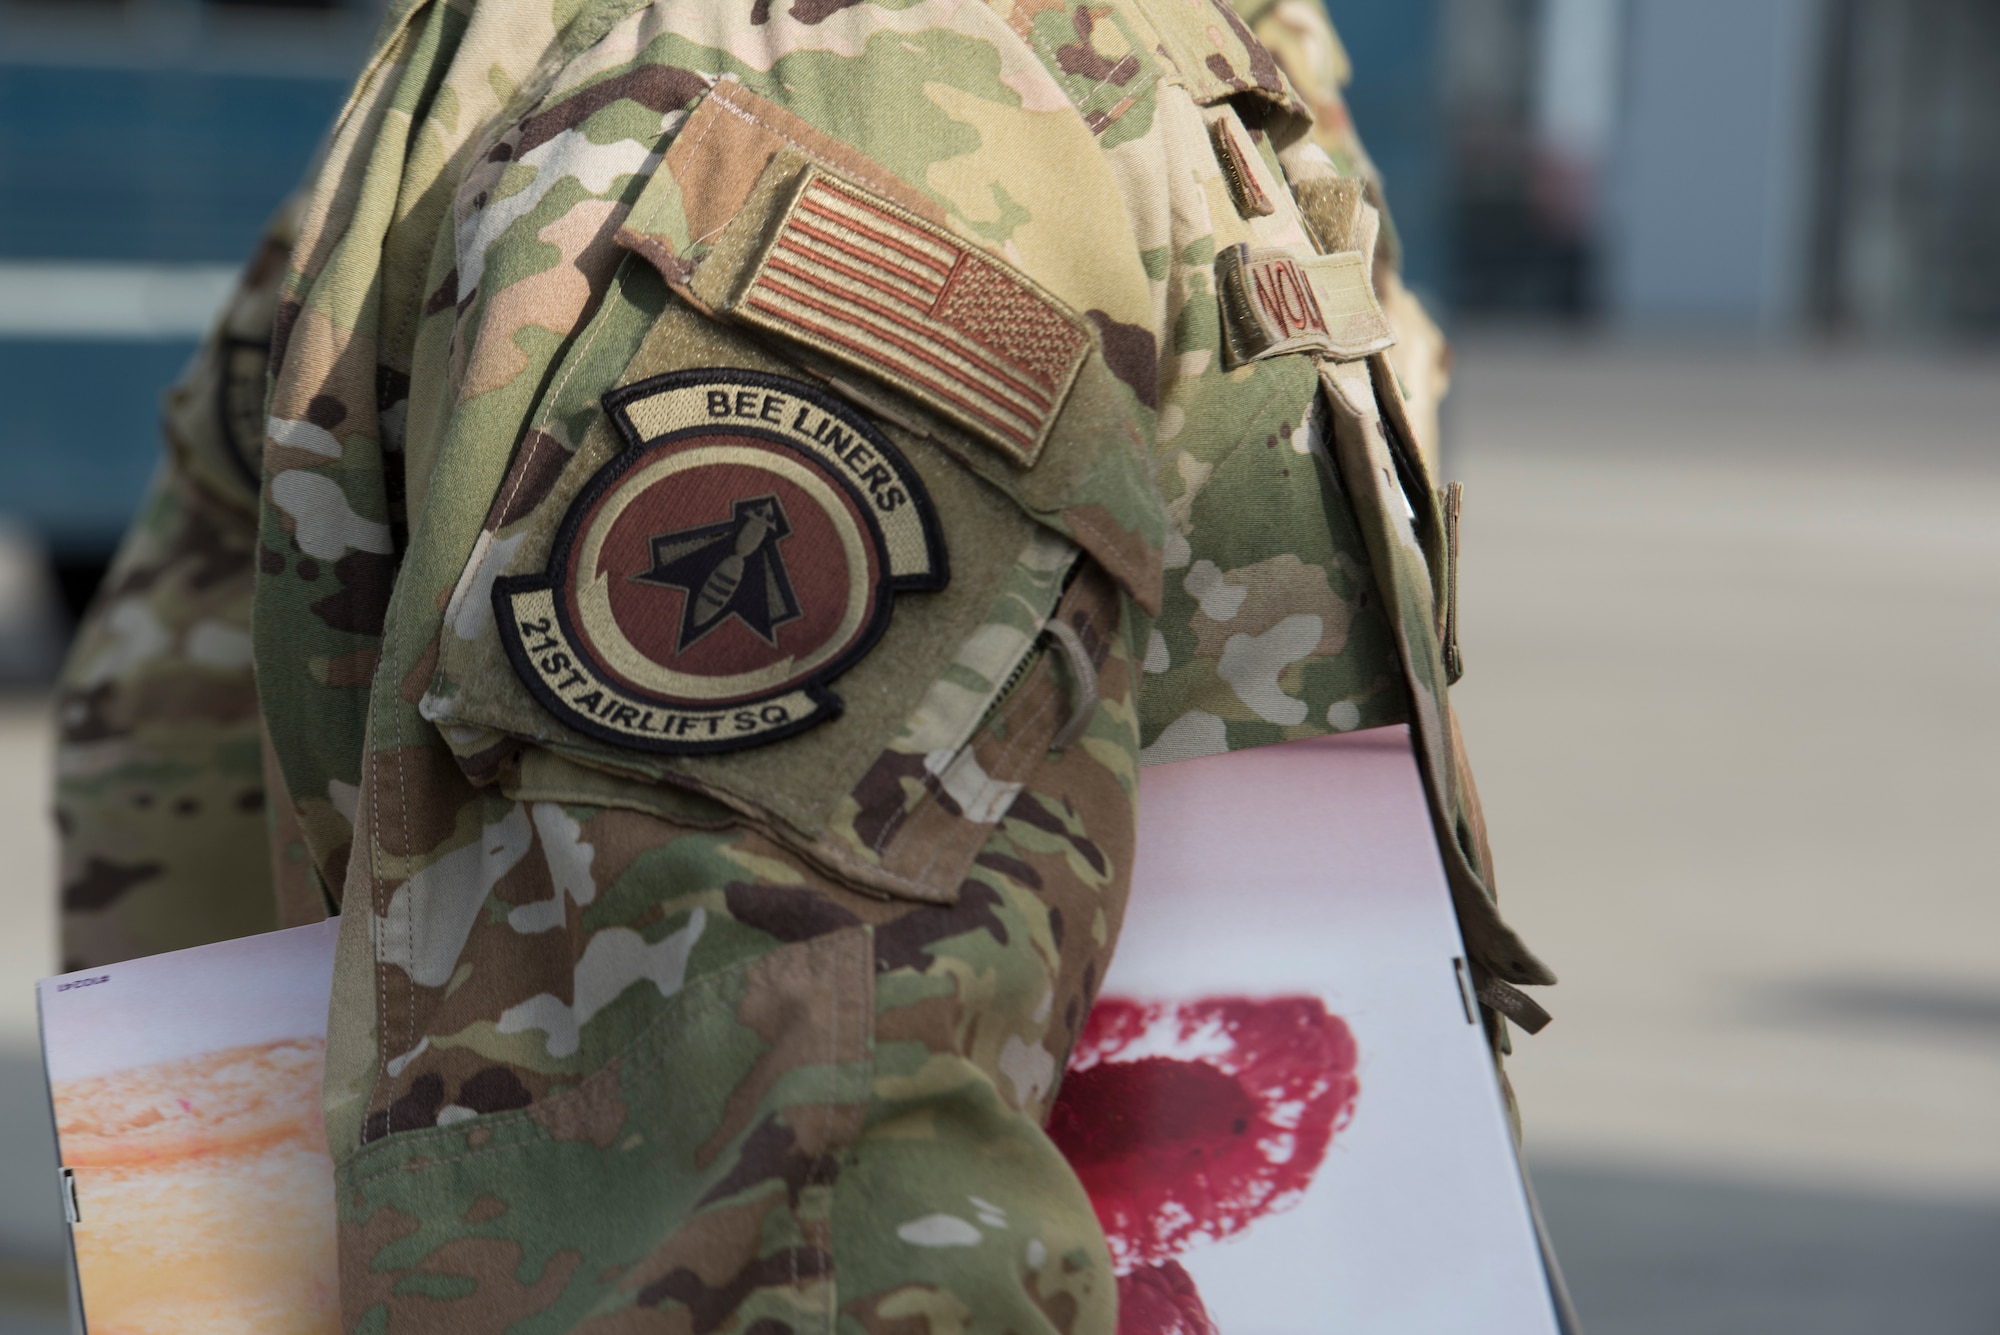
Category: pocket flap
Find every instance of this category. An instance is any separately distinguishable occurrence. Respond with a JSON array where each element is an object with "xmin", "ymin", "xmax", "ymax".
[
  {"xmin": 424, "ymin": 84, "xmax": 1164, "ymax": 905},
  {"xmin": 614, "ymin": 83, "xmax": 1164, "ymax": 615}
]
